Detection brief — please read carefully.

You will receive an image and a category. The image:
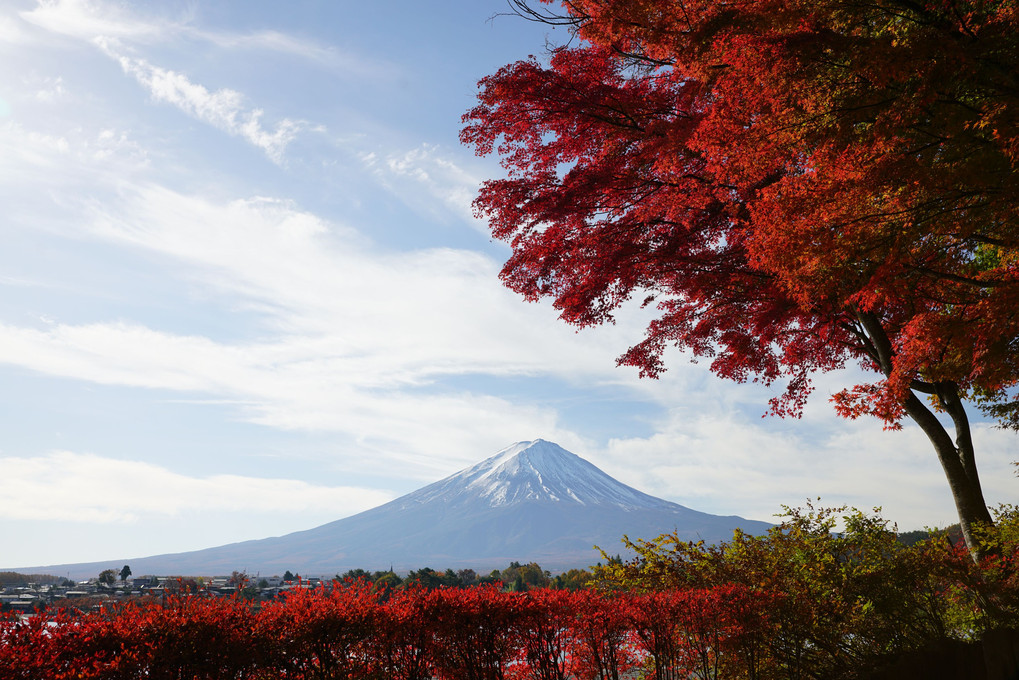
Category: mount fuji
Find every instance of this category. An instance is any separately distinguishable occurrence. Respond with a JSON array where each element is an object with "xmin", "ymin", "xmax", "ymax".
[{"xmin": 19, "ymin": 440, "xmax": 772, "ymax": 579}]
